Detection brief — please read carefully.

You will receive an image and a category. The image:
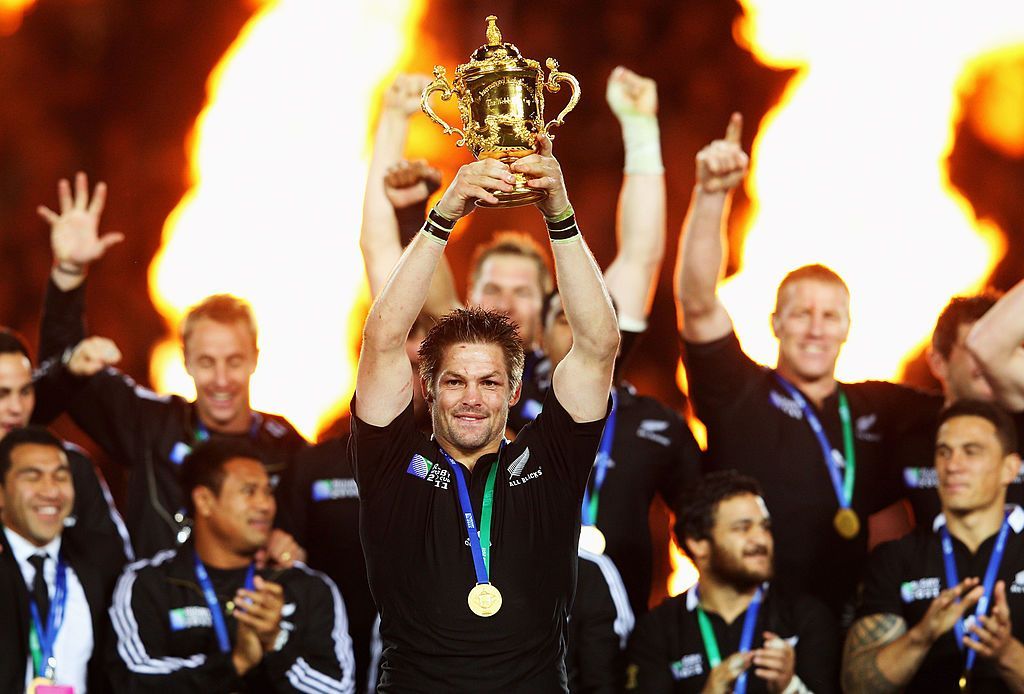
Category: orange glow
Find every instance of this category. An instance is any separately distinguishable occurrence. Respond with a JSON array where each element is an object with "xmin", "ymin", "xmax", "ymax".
[
  {"xmin": 959, "ymin": 47, "xmax": 1024, "ymax": 158},
  {"xmin": 667, "ymin": 536, "xmax": 699, "ymax": 597},
  {"xmin": 0, "ymin": 0, "xmax": 35, "ymax": 35},
  {"xmin": 668, "ymin": 0, "xmax": 1024, "ymax": 598},
  {"xmin": 149, "ymin": 0, "xmax": 426, "ymax": 441},
  {"xmin": 715, "ymin": 1, "xmax": 1022, "ymax": 383}
]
